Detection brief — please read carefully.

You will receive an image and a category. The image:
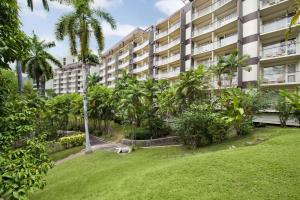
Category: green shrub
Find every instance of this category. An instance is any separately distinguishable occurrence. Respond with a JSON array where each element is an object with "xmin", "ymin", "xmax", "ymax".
[
  {"xmin": 276, "ymin": 95, "xmax": 293, "ymax": 127},
  {"xmin": 173, "ymin": 105, "xmax": 229, "ymax": 148},
  {"xmin": 58, "ymin": 133, "xmax": 85, "ymax": 149},
  {"xmin": 126, "ymin": 129, "xmax": 152, "ymax": 140}
]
